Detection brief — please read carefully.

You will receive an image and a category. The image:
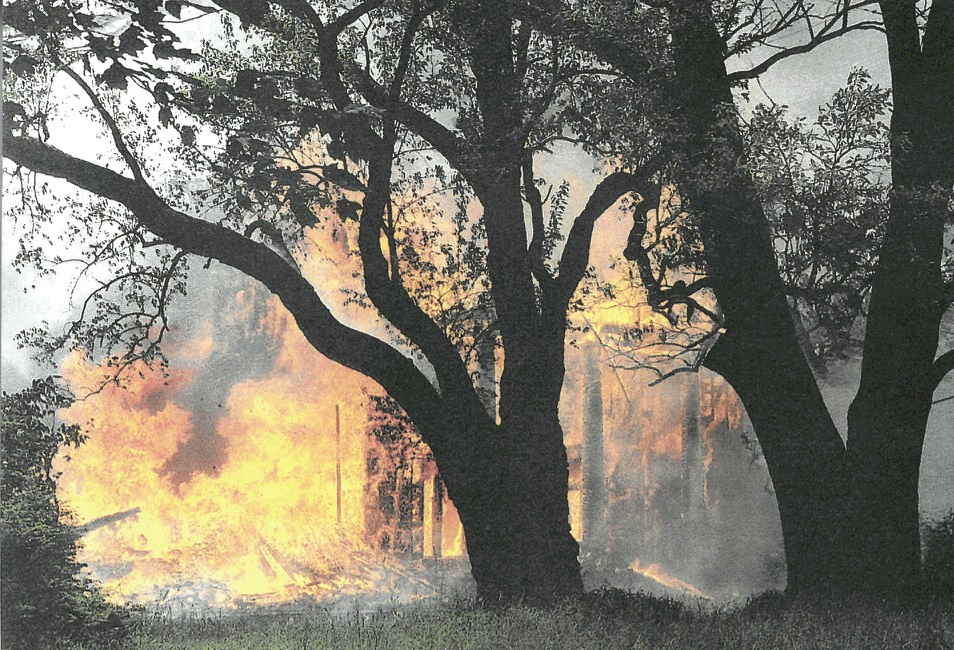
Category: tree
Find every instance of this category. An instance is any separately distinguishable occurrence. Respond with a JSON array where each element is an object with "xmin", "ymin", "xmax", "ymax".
[
  {"xmin": 845, "ymin": 0, "xmax": 954, "ymax": 591},
  {"xmin": 0, "ymin": 378, "xmax": 128, "ymax": 649},
  {"xmin": 528, "ymin": 0, "xmax": 953, "ymax": 594},
  {"xmin": 2, "ymin": 0, "xmax": 664, "ymax": 603}
]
